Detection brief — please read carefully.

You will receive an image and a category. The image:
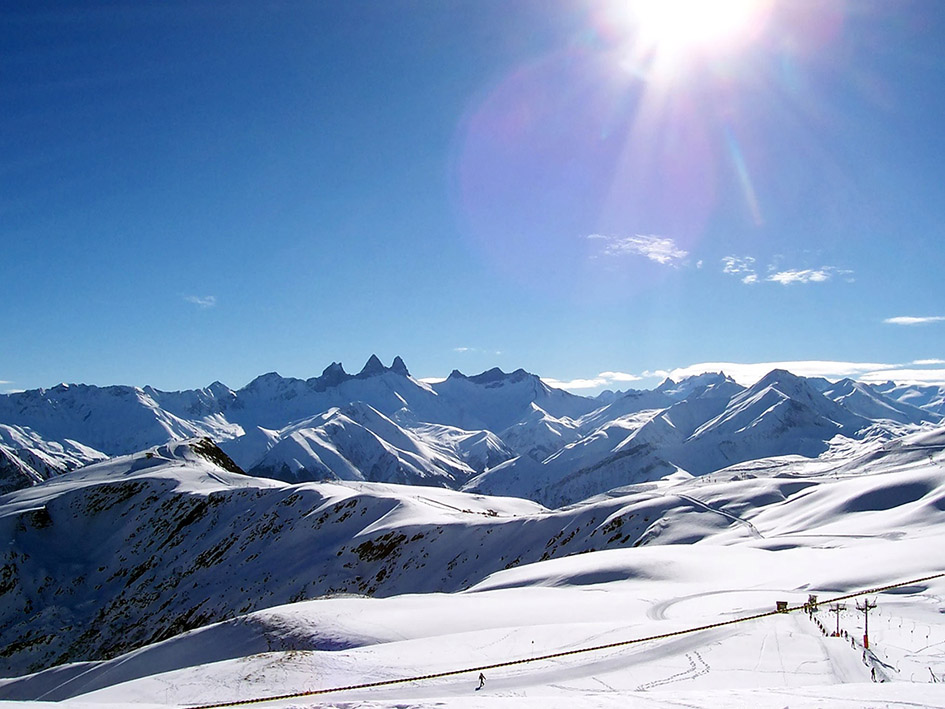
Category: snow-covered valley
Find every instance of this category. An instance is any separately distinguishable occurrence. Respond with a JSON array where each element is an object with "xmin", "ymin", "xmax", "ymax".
[{"xmin": 1, "ymin": 359, "xmax": 944, "ymax": 707}]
